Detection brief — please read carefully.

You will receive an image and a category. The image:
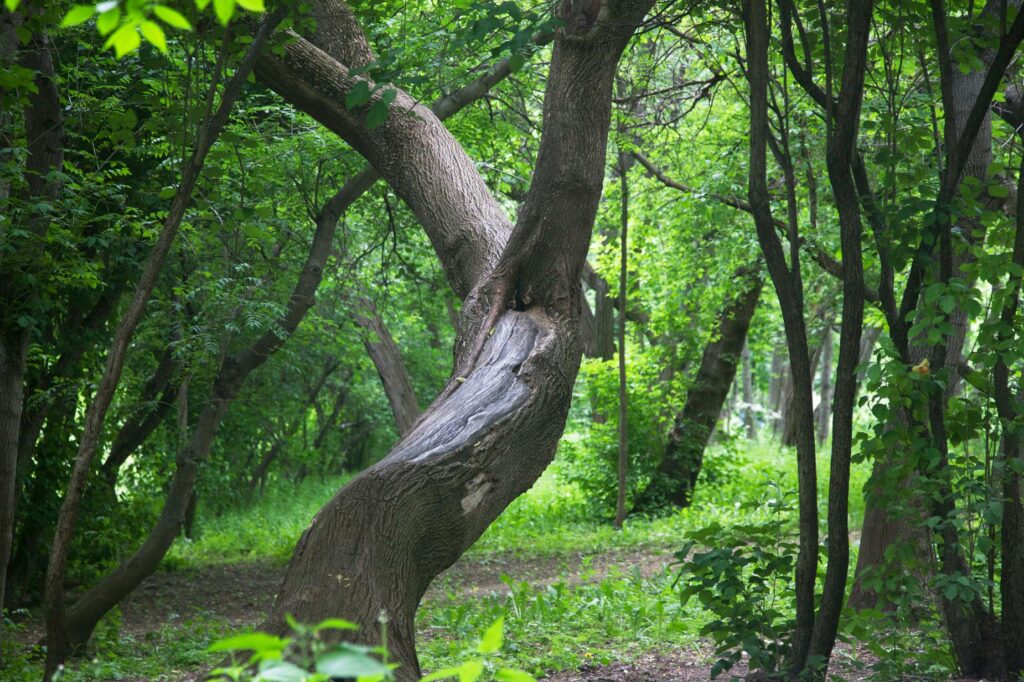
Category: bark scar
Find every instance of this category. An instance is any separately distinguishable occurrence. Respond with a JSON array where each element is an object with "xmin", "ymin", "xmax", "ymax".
[{"xmin": 461, "ymin": 473, "xmax": 493, "ymax": 513}]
